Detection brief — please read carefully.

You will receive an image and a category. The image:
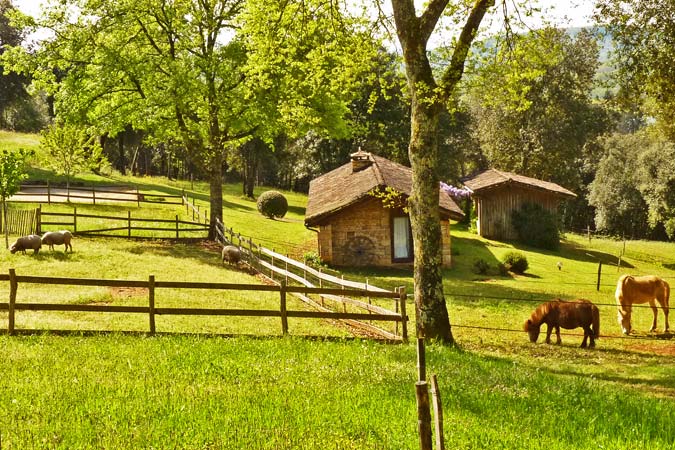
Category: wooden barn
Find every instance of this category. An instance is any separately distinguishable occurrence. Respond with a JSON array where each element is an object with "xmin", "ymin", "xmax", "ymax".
[
  {"xmin": 304, "ymin": 150, "xmax": 464, "ymax": 268},
  {"xmin": 462, "ymin": 168, "xmax": 576, "ymax": 240}
]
